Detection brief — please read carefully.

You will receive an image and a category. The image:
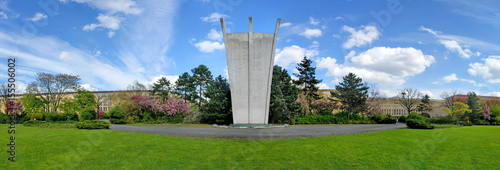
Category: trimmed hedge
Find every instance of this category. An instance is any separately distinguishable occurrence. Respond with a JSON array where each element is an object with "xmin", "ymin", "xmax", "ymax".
[
  {"xmin": 75, "ymin": 120, "xmax": 109, "ymax": 129},
  {"xmin": 110, "ymin": 119, "xmax": 127, "ymax": 124},
  {"xmin": 23, "ymin": 120, "xmax": 44, "ymax": 127},
  {"xmin": 406, "ymin": 119, "xmax": 434, "ymax": 129}
]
